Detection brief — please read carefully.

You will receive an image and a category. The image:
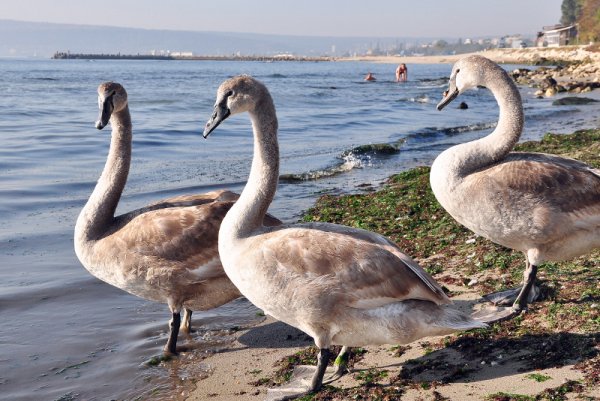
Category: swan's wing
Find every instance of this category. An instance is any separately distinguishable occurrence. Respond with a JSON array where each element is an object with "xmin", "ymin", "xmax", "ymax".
[
  {"xmin": 478, "ymin": 153, "xmax": 600, "ymax": 215},
  {"xmin": 258, "ymin": 223, "xmax": 450, "ymax": 308},
  {"xmin": 144, "ymin": 189, "xmax": 240, "ymax": 210},
  {"xmin": 107, "ymin": 193, "xmax": 281, "ymax": 281},
  {"xmin": 130, "ymin": 190, "xmax": 281, "ymax": 227},
  {"xmin": 107, "ymin": 200, "xmax": 234, "ymax": 276}
]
